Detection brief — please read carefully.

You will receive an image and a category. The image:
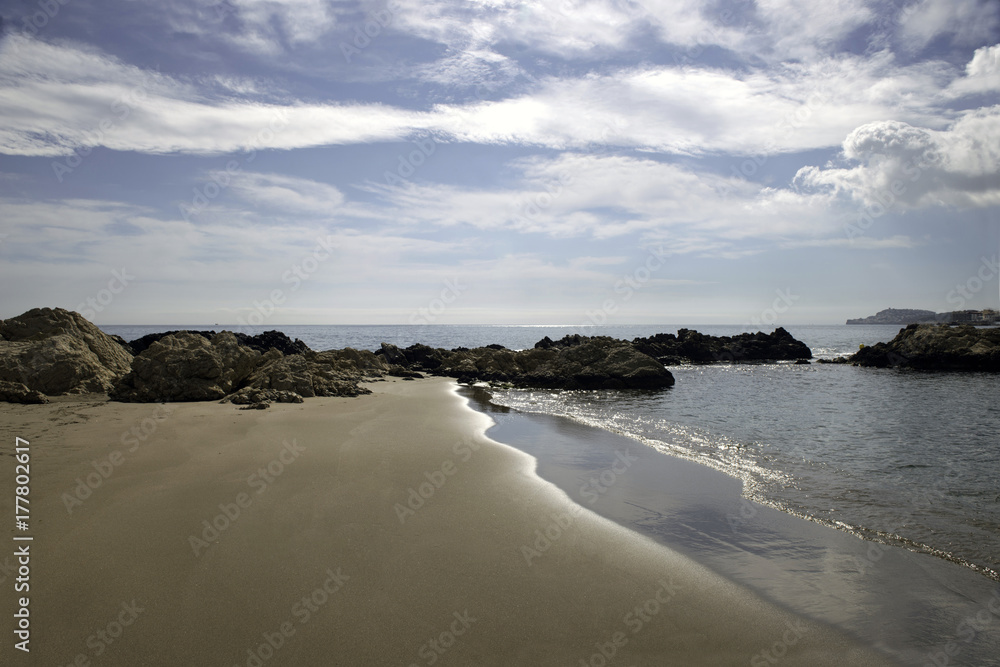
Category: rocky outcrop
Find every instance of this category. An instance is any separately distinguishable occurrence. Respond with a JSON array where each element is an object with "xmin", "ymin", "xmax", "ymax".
[
  {"xmin": 128, "ymin": 329, "xmax": 309, "ymax": 356},
  {"xmin": 378, "ymin": 336, "xmax": 675, "ymax": 389},
  {"xmin": 0, "ymin": 380, "xmax": 49, "ymax": 404},
  {"xmin": 848, "ymin": 324, "xmax": 1000, "ymax": 371},
  {"xmin": 110, "ymin": 332, "xmax": 261, "ymax": 402},
  {"xmin": 631, "ymin": 327, "xmax": 812, "ymax": 364},
  {"xmin": 238, "ymin": 348, "xmax": 384, "ymax": 398},
  {"xmin": 0, "ymin": 307, "xmax": 133, "ymax": 395}
]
